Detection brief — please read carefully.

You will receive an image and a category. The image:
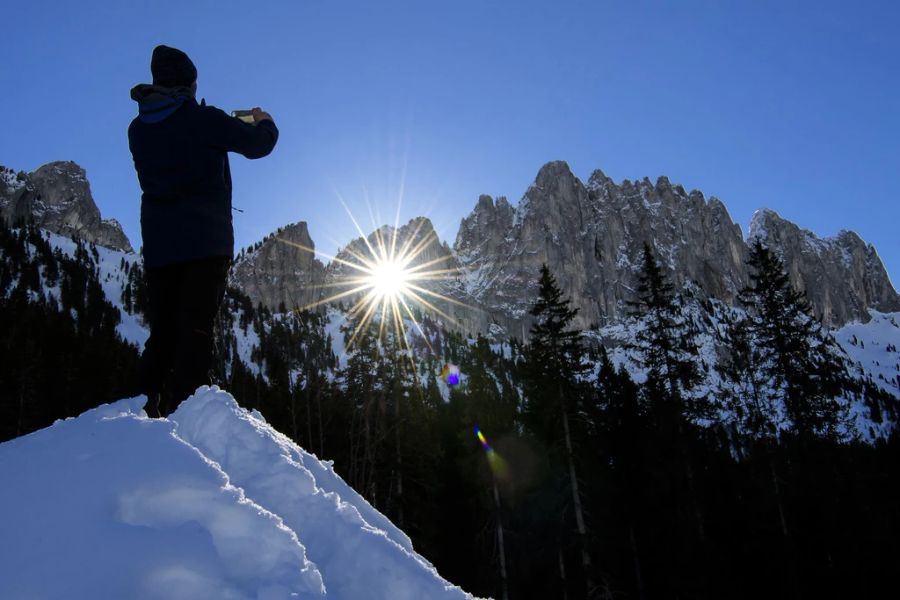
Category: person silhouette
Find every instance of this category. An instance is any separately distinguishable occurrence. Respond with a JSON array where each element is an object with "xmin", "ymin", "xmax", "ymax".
[{"xmin": 128, "ymin": 45, "xmax": 278, "ymax": 417}]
